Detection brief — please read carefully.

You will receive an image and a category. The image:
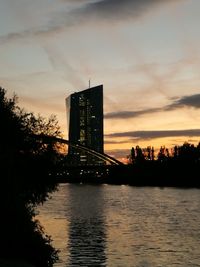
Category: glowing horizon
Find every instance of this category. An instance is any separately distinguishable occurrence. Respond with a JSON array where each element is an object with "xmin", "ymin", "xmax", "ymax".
[{"xmin": 1, "ymin": 0, "xmax": 200, "ymax": 160}]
